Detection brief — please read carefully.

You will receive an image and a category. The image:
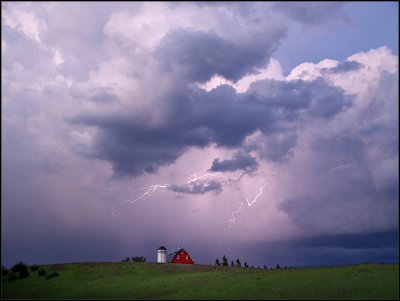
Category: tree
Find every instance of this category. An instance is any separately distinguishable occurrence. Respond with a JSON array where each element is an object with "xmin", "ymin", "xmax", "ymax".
[
  {"xmin": 236, "ymin": 258, "xmax": 241, "ymax": 268},
  {"xmin": 2, "ymin": 266, "xmax": 8, "ymax": 277},
  {"xmin": 215, "ymin": 258, "xmax": 220, "ymax": 266},
  {"xmin": 244, "ymin": 262, "xmax": 249, "ymax": 268},
  {"xmin": 11, "ymin": 261, "xmax": 28, "ymax": 273},
  {"xmin": 131, "ymin": 256, "xmax": 146, "ymax": 262},
  {"xmin": 231, "ymin": 261, "xmax": 234, "ymax": 267},
  {"xmin": 222, "ymin": 255, "xmax": 228, "ymax": 266},
  {"xmin": 264, "ymin": 265, "xmax": 267, "ymax": 269},
  {"xmin": 276, "ymin": 264, "xmax": 281, "ymax": 269}
]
